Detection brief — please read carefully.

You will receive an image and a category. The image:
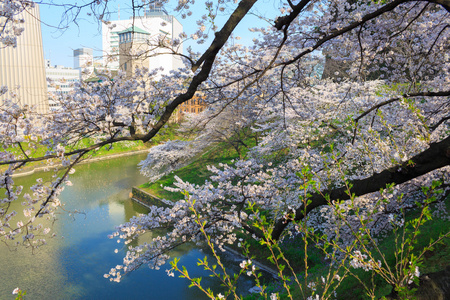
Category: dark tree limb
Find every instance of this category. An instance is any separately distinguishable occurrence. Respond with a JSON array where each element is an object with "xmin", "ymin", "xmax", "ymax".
[
  {"xmin": 274, "ymin": 0, "xmax": 311, "ymax": 31},
  {"xmin": 354, "ymin": 90, "xmax": 450, "ymax": 122},
  {"xmin": 141, "ymin": 0, "xmax": 258, "ymax": 143},
  {"xmin": 191, "ymin": 0, "xmax": 258, "ymax": 72},
  {"xmin": 279, "ymin": 0, "xmax": 409, "ymax": 67},
  {"xmin": 1, "ymin": 0, "xmax": 259, "ymax": 166},
  {"xmin": 270, "ymin": 134, "xmax": 450, "ymax": 240},
  {"xmin": 424, "ymin": 0, "xmax": 450, "ymax": 11}
]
